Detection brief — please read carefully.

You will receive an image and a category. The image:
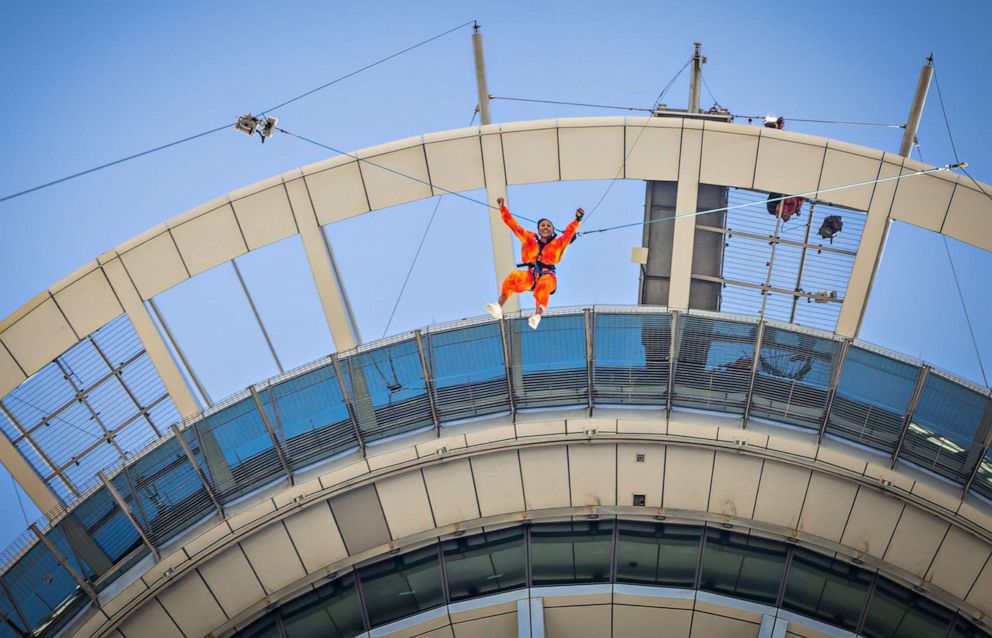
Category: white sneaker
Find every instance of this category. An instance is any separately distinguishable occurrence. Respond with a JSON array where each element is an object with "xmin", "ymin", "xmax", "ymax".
[
  {"xmin": 485, "ymin": 303, "xmax": 503, "ymax": 320},
  {"xmin": 528, "ymin": 314, "xmax": 542, "ymax": 330}
]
